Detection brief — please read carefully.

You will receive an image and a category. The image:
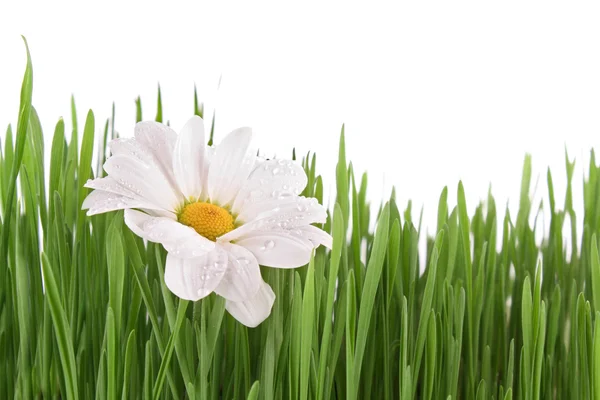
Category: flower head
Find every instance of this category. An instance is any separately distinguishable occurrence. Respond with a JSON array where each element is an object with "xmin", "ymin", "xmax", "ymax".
[{"xmin": 83, "ymin": 116, "xmax": 332, "ymax": 327}]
